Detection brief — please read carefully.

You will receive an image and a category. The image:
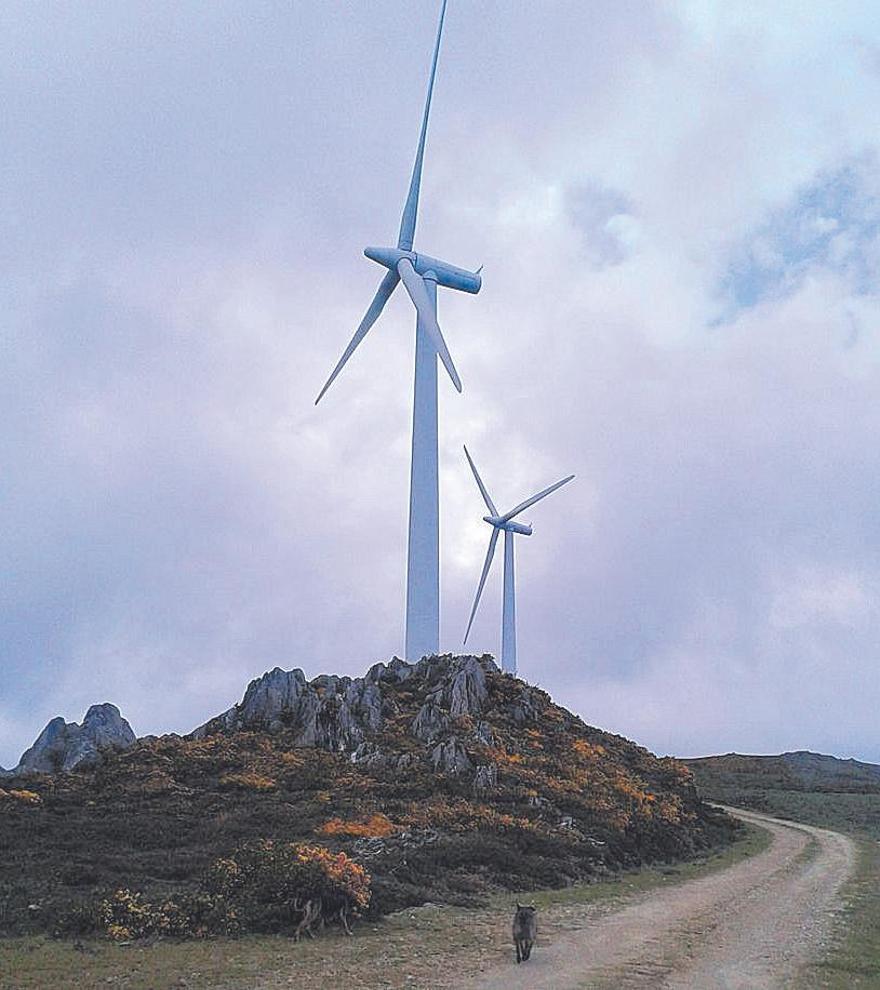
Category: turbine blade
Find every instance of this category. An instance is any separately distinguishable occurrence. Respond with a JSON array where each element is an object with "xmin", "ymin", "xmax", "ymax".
[
  {"xmin": 501, "ymin": 474, "xmax": 575, "ymax": 522},
  {"xmin": 464, "ymin": 527, "xmax": 499, "ymax": 644},
  {"xmin": 463, "ymin": 445, "xmax": 498, "ymax": 516},
  {"xmin": 397, "ymin": 0, "xmax": 448, "ymax": 251},
  {"xmin": 397, "ymin": 258, "xmax": 462, "ymax": 392},
  {"xmin": 315, "ymin": 270, "xmax": 400, "ymax": 404}
]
